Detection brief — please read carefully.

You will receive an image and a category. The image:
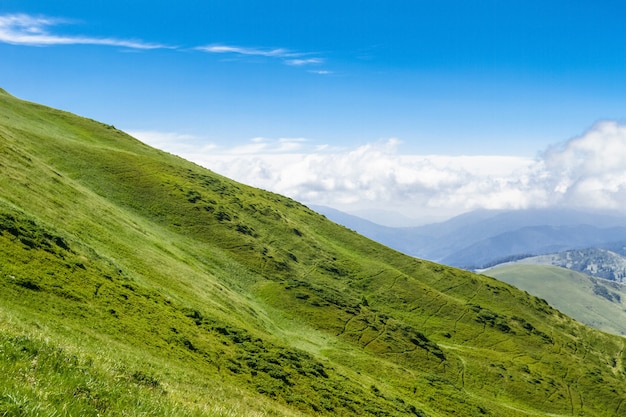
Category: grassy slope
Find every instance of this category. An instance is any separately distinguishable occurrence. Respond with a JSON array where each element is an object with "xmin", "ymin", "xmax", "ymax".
[
  {"xmin": 1, "ymin": 88, "xmax": 626, "ymax": 416},
  {"xmin": 486, "ymin": 264, "xmax": 626, "ymax": 336}
]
